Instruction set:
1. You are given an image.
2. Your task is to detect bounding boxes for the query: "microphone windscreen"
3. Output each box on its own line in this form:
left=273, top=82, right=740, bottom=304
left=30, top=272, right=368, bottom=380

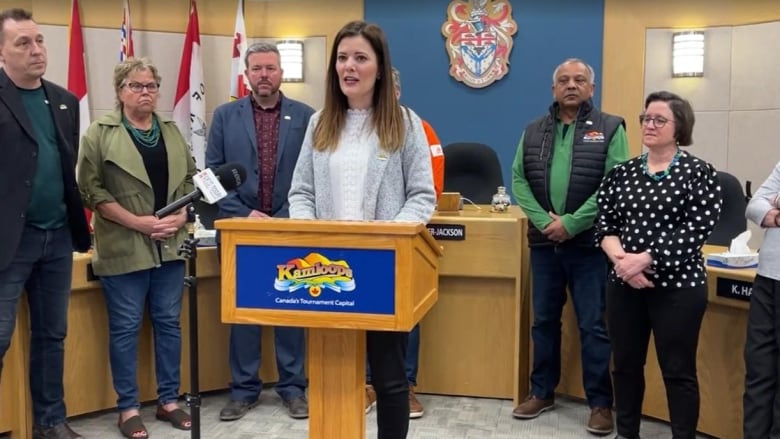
left=213, top=162, right=247, bottom=191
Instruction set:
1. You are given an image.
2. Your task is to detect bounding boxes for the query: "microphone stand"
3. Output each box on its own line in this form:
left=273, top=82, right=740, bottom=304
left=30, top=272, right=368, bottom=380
left=178, top=210, right=202, bottom=439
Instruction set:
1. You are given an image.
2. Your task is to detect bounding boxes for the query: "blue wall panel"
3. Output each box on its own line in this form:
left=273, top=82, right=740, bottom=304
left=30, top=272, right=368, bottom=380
left=364, top=0, right=605, bottom=191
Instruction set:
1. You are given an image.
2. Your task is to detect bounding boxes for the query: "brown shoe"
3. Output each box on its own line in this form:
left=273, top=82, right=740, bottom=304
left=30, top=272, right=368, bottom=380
left=408, top=385, right=424, bottom=419
left=32, top=422, right=83, bottom=439
left=365, top=384, right=377, bottom=414
left=586, top=407, right=614, bottom=435
left=512, top=395, right=554, bottom=419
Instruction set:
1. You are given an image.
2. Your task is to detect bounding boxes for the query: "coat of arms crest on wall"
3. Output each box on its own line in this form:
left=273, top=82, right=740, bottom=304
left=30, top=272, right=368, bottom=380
left=441, top=0, right=518, bottom=88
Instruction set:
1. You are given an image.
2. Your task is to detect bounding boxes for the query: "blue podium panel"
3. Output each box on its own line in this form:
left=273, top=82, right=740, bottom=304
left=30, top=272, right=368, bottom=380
left=235, top=245, right=396, bottom=315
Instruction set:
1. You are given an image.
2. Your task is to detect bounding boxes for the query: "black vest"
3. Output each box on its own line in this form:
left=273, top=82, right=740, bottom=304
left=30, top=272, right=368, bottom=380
left=522, top=99, right=624, bottom=247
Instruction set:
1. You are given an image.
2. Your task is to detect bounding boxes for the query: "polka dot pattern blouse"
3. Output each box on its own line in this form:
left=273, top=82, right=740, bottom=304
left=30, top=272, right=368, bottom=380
left=595, top=150, right=722, bottom=289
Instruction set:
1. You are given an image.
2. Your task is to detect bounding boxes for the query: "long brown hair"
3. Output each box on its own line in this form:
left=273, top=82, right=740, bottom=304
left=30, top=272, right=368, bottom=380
left=313, top=20, right=404, bottom=153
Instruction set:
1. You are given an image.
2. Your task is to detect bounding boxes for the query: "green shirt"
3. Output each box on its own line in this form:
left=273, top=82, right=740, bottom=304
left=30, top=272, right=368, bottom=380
left=19, top=86, right=66, bottom=229
left=511, top=121, right=629, bottom=236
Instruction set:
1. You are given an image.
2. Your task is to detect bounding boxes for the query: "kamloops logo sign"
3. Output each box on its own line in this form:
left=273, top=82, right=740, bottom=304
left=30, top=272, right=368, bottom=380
left=274, top=253, right=356, bottom=298
left=234, top=246, right=396, bottom=314
left=441, top=0, right=518, bottom=88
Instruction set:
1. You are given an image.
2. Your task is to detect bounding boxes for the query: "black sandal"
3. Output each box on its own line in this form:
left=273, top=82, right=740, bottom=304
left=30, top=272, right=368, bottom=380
left=117, top=414, right=148, bottom=439
left=155, top=405, right=192, bottom=431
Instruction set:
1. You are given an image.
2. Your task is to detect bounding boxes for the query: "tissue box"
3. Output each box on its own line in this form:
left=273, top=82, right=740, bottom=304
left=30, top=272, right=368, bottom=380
left=194, top=229, right=217, bottom=247
left=706, top=252, right=758, bottom=269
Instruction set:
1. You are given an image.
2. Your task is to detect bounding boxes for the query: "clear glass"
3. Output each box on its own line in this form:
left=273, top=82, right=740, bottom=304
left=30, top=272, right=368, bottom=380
left=491, top=186, right=511, bottom=213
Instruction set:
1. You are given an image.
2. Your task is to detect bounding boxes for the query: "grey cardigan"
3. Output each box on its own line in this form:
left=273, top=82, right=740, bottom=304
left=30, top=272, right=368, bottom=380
left=746, top=160, right=780, bottom=281
left=289, top=108, right=435, bottom=223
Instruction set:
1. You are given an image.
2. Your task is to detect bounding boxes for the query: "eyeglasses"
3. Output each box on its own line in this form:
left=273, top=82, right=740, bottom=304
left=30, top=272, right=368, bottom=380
left=123, top=82, right=160, bottom=93
left=638, top=114, right=673, bottom=128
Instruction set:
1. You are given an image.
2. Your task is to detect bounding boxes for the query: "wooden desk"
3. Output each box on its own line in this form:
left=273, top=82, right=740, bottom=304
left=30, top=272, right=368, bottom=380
left=557, top=244, right=754, bottom=439
left=1, top=207, right=531, bottom=437
left=0, top=247, right=279, bottom=439
left=0, top=304, right=30, bottom=439
left=416, top=205, right=530, bottom=404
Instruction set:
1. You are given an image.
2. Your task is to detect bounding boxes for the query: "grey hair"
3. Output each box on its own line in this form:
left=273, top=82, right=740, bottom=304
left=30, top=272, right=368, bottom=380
left=391, top=67, right=401, bottom=93
left=244, top=42, right=280, bottom=67
left=552, top=58, right=595, bottom=85
left=113, top=57, right=162, bottom=110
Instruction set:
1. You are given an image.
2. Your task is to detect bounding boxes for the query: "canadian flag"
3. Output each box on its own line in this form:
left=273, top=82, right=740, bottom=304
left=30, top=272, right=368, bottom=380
left=229, top=0, right=249, bottom=101
left=173, top=0, right=207, bottom=169
left=120, top=0, right=134, bottom=60
left=66, top=0, right=92, bottom=230
left=67, top=0, right=89, bottom=137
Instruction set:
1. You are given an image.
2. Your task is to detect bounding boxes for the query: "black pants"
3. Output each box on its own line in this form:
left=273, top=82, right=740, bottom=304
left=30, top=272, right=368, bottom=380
left=743, top=275, right=780, bottom=439
left=367, top=330, right=409, bottom=439
left=607, top=281, right=707, bottom=439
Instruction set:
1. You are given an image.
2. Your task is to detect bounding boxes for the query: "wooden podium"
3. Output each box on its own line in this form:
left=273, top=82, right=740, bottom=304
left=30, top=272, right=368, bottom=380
left=215, top=218, right=442, bottom=439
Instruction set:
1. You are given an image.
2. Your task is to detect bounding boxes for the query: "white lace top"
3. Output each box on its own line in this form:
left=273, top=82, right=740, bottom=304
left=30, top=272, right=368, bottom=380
left=329, top=109, right=376, bottom=220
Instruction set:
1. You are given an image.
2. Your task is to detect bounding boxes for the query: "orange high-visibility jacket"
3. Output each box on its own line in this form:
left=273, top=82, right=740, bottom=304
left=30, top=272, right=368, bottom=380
left=421, top=120, right=444, bottom=200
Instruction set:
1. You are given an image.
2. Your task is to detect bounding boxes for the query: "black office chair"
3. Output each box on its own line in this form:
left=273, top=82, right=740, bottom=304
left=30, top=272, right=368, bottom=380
left=708, top=171, right=748, bottom=246
left=442, top=142, right=504, bottom=204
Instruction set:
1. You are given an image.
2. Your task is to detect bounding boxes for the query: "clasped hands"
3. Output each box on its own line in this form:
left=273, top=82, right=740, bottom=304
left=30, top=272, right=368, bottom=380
left=136, top=209, right=187, bottom=241
left=612, top=251, right=655, bottom=289
left=542, top=212, right=570, bottom=243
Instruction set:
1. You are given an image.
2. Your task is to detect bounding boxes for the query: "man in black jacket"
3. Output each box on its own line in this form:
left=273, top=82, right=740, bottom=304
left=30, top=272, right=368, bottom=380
left=0, top=8, right=90, bottom=439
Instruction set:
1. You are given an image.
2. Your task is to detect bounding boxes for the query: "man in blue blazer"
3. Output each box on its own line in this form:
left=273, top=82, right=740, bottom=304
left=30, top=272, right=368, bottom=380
left=206, top=42, right=314, bottom=421
left=0, top=8, right=90, bottom=439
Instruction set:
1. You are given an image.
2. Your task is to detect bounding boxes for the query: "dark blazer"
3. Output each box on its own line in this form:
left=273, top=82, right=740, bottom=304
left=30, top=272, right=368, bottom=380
left=0, top=69, right=91, bottom=271
left=206, top=93, right=315, bottom=218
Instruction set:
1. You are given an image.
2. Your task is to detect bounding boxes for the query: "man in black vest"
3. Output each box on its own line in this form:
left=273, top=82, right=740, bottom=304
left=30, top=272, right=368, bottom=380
left=0, top=8, right=90, bottom=439
left=510, top=58, right=628, bottom=436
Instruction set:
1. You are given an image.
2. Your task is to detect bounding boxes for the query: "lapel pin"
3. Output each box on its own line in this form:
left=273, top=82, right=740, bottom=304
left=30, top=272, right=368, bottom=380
left=283, top=115, right=291, bottom=120
left=59, top=104, right=67, bottom=110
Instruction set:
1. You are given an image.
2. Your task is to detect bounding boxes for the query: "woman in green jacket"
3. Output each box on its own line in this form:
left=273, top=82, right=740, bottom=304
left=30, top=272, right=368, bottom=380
left=77, top=57, right=197, bottom=439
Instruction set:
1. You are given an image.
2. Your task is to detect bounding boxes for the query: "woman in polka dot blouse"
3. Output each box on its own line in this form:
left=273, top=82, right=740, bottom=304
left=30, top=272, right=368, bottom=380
left=595, top=91, right=722, bottom=439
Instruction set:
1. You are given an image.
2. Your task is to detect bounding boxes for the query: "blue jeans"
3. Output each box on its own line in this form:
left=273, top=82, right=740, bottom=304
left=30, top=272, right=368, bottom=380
left=529, top=245, right=613, bottom=408
left=228, top=324, right=306, bottom=402
left=100, top=261, right=185, bottom=411
left=0, top=225, right=73, bottom=427
left=366, top=323, right=420, bottom=385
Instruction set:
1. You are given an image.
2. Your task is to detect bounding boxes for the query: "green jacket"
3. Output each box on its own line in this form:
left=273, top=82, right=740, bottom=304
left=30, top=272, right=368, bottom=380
left=77, top=111, right=197, bottom=276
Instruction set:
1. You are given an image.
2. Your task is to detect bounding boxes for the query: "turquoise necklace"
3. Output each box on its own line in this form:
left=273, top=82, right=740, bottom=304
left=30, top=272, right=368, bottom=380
left=641, top=149, right=680, bottom=181
left=122, top=116, right=160, bottom=148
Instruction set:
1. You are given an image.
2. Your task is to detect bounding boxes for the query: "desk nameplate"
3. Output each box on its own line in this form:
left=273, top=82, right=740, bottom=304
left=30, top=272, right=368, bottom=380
left=427, top=223, right=465, bottom=241
left=716, top=277, right=753, bottom=302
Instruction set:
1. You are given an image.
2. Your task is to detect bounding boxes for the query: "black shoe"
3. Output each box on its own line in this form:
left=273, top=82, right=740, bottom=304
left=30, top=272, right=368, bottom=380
left=219, top=399, right=260, bottom=421
left=283, top=396, right=309, bottom=419
left=32, top=423, right=83, bottom=439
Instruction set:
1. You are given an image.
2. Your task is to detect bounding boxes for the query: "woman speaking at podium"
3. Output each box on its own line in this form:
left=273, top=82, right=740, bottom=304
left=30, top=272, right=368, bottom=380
left=77, top=57, right=197, bottom=439
left=288, top=20, right=435, bottom=439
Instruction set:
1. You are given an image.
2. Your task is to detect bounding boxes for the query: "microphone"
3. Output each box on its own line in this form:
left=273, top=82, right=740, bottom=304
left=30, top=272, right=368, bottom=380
left=155, top=162, right=247, bottom=218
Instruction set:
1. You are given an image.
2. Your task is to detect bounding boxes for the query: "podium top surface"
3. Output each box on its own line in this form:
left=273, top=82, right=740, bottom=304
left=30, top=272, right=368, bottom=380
left=215, top=218, right=442, bottom=256
left=216, top=218, right=423, bottom=234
